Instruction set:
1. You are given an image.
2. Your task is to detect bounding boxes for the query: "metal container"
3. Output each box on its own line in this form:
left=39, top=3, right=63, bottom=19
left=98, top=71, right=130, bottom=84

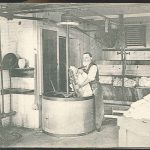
left=2, top=53, right=19, bottom=69
left=42, top=95, right=95, bottom=136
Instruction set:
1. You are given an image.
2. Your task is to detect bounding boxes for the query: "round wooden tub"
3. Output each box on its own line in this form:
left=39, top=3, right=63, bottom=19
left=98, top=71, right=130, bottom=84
left=42, top=95, right=95, bottom=136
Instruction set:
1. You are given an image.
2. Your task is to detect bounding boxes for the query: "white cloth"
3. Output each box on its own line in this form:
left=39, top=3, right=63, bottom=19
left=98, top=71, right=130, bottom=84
left=69, top=66, right=93, bottom=97
left=124, top=93, right=150, bottom=119
left=87, top=65, right=97, bottom=82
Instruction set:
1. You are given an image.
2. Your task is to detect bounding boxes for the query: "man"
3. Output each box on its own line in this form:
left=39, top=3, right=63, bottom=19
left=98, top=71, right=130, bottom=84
left=76, top=52, right=104, bottom=132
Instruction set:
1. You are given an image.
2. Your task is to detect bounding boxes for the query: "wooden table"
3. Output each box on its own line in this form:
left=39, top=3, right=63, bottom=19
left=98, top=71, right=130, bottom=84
left=117, top=116, right=150, bottom=147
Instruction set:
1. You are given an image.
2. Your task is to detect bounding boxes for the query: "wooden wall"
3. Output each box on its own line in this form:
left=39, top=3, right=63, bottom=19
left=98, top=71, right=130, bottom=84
left=12, top=94, right=39, bottom=128
left=0, top=17, right=38, bottom=127
left=102, top=50, right=150, bottom=61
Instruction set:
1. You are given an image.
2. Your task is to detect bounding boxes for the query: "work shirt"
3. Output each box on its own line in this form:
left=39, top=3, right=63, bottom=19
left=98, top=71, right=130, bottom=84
left=82, top=62, right=99, bottom=94
left=82, top=62, right=99, bottom=83
left=87, top=65, right=98, bottom=82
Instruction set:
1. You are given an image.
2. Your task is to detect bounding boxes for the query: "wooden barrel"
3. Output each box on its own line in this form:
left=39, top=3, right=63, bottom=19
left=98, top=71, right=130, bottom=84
left=42, top=95, right=95, bottom=136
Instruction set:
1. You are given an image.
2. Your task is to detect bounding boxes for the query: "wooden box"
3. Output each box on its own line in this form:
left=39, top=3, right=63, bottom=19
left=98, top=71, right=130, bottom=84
left=117, top=116, right=150, bottom=147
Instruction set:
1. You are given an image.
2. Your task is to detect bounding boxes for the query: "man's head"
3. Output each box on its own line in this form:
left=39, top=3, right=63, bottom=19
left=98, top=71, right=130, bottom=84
left=83, top=52, right=93, bottom=67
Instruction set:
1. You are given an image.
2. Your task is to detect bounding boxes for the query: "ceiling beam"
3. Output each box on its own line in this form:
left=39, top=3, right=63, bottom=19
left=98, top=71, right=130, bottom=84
left=12, top=3, right=148, bottom=14
left=81, top=13, right=150, bottom=21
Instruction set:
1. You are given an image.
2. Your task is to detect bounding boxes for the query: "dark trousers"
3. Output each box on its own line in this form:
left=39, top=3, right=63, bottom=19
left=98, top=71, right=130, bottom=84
left=91, top=82, right=104, bottom=129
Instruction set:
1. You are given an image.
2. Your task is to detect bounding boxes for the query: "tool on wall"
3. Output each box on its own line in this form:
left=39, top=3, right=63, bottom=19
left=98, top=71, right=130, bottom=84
left=32, top=49, right=39, bottom=111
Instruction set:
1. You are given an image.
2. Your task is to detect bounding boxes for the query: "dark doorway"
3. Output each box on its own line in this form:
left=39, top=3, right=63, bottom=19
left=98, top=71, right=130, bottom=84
left=42, top=29, right=57, bottom=94
left=59, top=36, right=66, bottom=92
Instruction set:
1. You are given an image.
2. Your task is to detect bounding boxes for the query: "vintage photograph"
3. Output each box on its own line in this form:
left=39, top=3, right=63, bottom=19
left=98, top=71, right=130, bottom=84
left=0, top=3, right=150, bottom=148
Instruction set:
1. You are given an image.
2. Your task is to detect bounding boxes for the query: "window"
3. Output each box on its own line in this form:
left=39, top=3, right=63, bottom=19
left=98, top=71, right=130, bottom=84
left=125, top=25, right=146, bottom=47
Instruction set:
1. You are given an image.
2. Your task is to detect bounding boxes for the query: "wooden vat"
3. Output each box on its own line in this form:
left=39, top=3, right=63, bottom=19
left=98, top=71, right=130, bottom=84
left=42, top=95, right=95, bottom=136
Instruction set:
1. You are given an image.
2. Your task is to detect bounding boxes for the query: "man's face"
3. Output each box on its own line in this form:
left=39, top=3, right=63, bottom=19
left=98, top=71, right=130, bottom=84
left=83, top=54, right=92, bottom=67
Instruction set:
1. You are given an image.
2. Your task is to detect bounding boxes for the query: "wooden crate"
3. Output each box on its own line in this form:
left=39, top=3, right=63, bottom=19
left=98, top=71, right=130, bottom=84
left=117, top=116, right=150, bottom=147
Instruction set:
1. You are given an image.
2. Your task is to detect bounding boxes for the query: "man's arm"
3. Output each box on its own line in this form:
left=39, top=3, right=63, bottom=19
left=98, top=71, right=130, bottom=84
left=79, top=65, right=97, bottom=88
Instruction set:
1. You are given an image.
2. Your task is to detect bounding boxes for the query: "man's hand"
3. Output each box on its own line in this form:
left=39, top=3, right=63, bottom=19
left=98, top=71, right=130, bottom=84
left=70, top=84, right=74, bottom=91
left=75, top=84, right=81, bottom=90
left=78, top=69, right=84, bottom=74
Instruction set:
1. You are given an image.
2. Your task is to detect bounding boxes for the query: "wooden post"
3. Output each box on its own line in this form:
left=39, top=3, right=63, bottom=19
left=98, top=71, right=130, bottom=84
left=0, top=28, right=2, bottom=126
left=118, top=14, right=126, bottom=87
left=0, top=28, right=4, bottom=115
left=66, top=24, right=70, bottom=95
left=9, top=69, right=12, bottom=125
left=117, top=14, right=126, bottom=100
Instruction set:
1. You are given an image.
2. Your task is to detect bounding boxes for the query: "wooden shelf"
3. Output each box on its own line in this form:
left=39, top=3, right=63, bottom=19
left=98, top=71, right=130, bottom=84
left=10, top=67, right=34, bottom=78
left=101, top=84, right=135, bottom=88
left=97, top=60, right=150, bottom=65
left=99, top=74, right=150, bottom=77
left=135, top=86, right=150, bottom=89
left=1, top=88, right=34, bottom=95
left=103, top=47, right=150, bottom=51
left=101, top=84, right=150, bottom=89
left=101, top=83, right=113, bottom=86
left=104, top=99, right=133, bottom=106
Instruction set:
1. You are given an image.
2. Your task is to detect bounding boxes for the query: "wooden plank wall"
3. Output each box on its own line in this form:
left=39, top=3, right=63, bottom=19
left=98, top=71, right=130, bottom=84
left=0, top=18, right=38, bottom=128
left=12, top=94, right=39, bottom=128
left=102, top=51, right=150, bottom=60
left=98, top=65, right=150, bottom=76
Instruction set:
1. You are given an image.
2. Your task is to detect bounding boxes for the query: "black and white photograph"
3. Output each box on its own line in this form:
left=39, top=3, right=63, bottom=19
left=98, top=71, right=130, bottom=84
left=0, top=3, right=150, bottom=148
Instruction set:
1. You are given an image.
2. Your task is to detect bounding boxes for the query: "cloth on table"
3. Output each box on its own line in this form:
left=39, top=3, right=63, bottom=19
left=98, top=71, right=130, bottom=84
left=124, top=93, right=150, bottom=120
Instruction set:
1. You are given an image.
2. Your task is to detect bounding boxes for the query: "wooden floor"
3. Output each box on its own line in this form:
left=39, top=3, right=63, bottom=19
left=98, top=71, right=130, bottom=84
left=1, top=118, right=119, bottom=148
